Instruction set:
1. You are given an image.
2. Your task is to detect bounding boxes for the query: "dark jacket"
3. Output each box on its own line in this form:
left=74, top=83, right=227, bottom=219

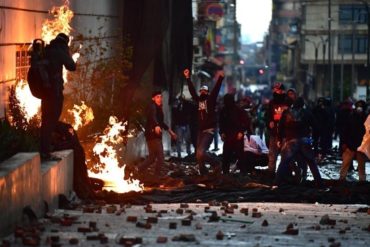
left=186, top=75, right=224, bottom=131
left=172, top=98, right=191, bottom=127
left=265, top=93, right=289, bottom=136
left=45, top=39, right=76, bottom=95
left=144, top=101, right=169, bottom=140
left=278, top=103, right=318, bottom=142
left=219, top=103, right=252, bottom=137
left=342, top=111, right=367, bottom=151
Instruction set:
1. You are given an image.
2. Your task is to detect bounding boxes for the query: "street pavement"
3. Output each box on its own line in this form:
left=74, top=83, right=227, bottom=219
left=2, top=202, right=369, bottom=246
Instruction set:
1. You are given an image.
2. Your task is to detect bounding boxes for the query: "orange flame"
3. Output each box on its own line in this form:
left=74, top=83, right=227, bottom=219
left=12, top=1, right=77, bottom=123
left=88, top=116, right=144, bottom=193
left=67, top=101, right=94, bottom=130
left=41, top=2, right=73, bottom=44
left=14, top=80, right=41, bottom=123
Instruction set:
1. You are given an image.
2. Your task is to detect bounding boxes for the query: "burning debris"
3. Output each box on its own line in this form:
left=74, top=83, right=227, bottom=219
left=67, top=101, right=94, bottom=130
left=88, top=116, right=143, bottom=193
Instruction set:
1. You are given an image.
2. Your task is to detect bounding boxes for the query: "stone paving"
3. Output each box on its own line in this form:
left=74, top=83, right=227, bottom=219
left=2, top=202, right=369, bottom=246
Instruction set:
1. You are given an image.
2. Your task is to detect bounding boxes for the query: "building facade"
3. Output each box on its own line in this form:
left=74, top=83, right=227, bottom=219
left=301, top=0, right=369, bottom=101
left=0, top=0, right=123, bottom=119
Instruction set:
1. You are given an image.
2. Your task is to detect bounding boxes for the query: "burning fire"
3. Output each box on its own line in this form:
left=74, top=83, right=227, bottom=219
left=88, top=116, right=144, bottom=193
left=14, top=80, right=41, bottom=123
left=13, top=1, right=81, bottom=122
left=41, top=0, right=80, bottom=83
left=41, top=1, right=73, bottom=44
left=67, top=101, right=94, bottom=130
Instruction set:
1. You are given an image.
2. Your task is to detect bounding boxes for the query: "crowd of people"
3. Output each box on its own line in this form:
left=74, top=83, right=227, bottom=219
left=141, top=69, right=369, bottom=188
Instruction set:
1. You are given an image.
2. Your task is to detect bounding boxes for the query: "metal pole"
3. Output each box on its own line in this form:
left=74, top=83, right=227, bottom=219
left=352, top=20, right=356, bottom=98
left=328, top=0, right=333, bottom=99
left=321, top=43, right=327, bottom=96
left=340, top=35, right=344, bottom=101
left=315, top=45, right=318, bottom=98
left=359, top=0, right=370, bottom=100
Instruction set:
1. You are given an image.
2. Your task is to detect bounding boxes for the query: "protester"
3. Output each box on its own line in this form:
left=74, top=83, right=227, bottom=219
left=312, top=97, right=335, bottom=158
left=138, top=91, right=176, bottom=175
left=274, top=97, right=324, bottom=188
left=339, top=100, right=368, bottom=182
left=357, top=113, right=370, bottom=182
left=40, top=33, right=76, bottom=161
left=183, top=68, right=224, bottom=175
left=265, top=82, right=289, bottom=177
left=219, top=93, right=252, bottom=174
left=172, top=95, right=192, bottom=158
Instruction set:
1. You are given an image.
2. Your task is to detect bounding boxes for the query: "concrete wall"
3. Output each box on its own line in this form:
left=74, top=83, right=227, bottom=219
left=0, top=0, right=123, bottom=119
left=0, top=153, right=41, bottom=236
left=0, top=150, right=73, bottom=237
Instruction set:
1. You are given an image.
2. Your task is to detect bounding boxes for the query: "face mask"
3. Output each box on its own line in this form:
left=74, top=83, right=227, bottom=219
left=199, top=94, right=208, bottom=101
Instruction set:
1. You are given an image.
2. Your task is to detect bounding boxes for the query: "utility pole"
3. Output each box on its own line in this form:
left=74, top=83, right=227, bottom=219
left=233, top=0, right=237, bottom=63
left=361, top=0, right=370, bottom=100
left=328, top=0, right=333, bottom=100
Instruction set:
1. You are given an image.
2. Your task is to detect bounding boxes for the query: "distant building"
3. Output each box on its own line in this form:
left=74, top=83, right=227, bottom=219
left=301, top=0, right=369, bottom=101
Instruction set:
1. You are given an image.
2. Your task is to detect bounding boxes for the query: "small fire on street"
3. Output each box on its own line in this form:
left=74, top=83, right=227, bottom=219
left=88, top=116, right=144, bottom=193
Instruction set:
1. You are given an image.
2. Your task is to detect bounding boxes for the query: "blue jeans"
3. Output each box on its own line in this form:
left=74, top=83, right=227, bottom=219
left=275, top=138, right=323, bottom=187
left=196, top=130, right=220, bottom=175
left=174, top=125, right=191, bottom=158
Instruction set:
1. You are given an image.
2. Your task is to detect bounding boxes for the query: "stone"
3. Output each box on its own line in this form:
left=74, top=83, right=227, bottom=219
left=106, top=205, right=117, bottom=214
left=136, top=222, right=152, bottom=229
left=127, top=216, right=138, bottom=223
left=216, top=230, right=224, bottom=240
left=320, top=214, right=336, bottom=225
left=157, top=236, right=168, bottom=243
left=240, top=208, right=249, bottom=215
left=262, top=220, right=269, bottom=227
left=169, top=222, right=177, bottom=229
left=252, top=212, right=262, bottom=218
left=181, top=219, right=192, bottom=226
left=147, top=217, right=158, bottom=224
left=172, top=234, right=196, bottom=242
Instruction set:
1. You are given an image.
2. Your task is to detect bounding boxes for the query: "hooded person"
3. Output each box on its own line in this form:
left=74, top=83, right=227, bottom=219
left=265, top=82, right=289, bottom=177
left=219, top=94, right=253, bottom=174
left=183, top=69, right=224, bottom=175
left=40, top=33, right=76, bottom=161
left=339, top=100, right=368, bottom=181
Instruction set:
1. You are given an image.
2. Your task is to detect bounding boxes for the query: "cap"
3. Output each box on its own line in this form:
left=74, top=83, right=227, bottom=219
left=287, top=88, right=296, bottom=94
left=199, top=85, right=209, bottom=91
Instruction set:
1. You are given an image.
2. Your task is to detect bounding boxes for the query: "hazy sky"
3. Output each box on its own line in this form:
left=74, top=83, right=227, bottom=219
left=237, top=0, right=272, bottom=44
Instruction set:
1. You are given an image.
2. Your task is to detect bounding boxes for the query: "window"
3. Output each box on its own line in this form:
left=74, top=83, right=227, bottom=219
left=339, top=4, right=368, bottom=24
left=16, top=45, right=31, bottom=81
left=338, top=34, right=368, bottom=54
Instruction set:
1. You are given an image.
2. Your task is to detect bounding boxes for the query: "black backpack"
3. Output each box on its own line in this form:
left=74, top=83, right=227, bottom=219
left=27, top=39, right=51, bottom=99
